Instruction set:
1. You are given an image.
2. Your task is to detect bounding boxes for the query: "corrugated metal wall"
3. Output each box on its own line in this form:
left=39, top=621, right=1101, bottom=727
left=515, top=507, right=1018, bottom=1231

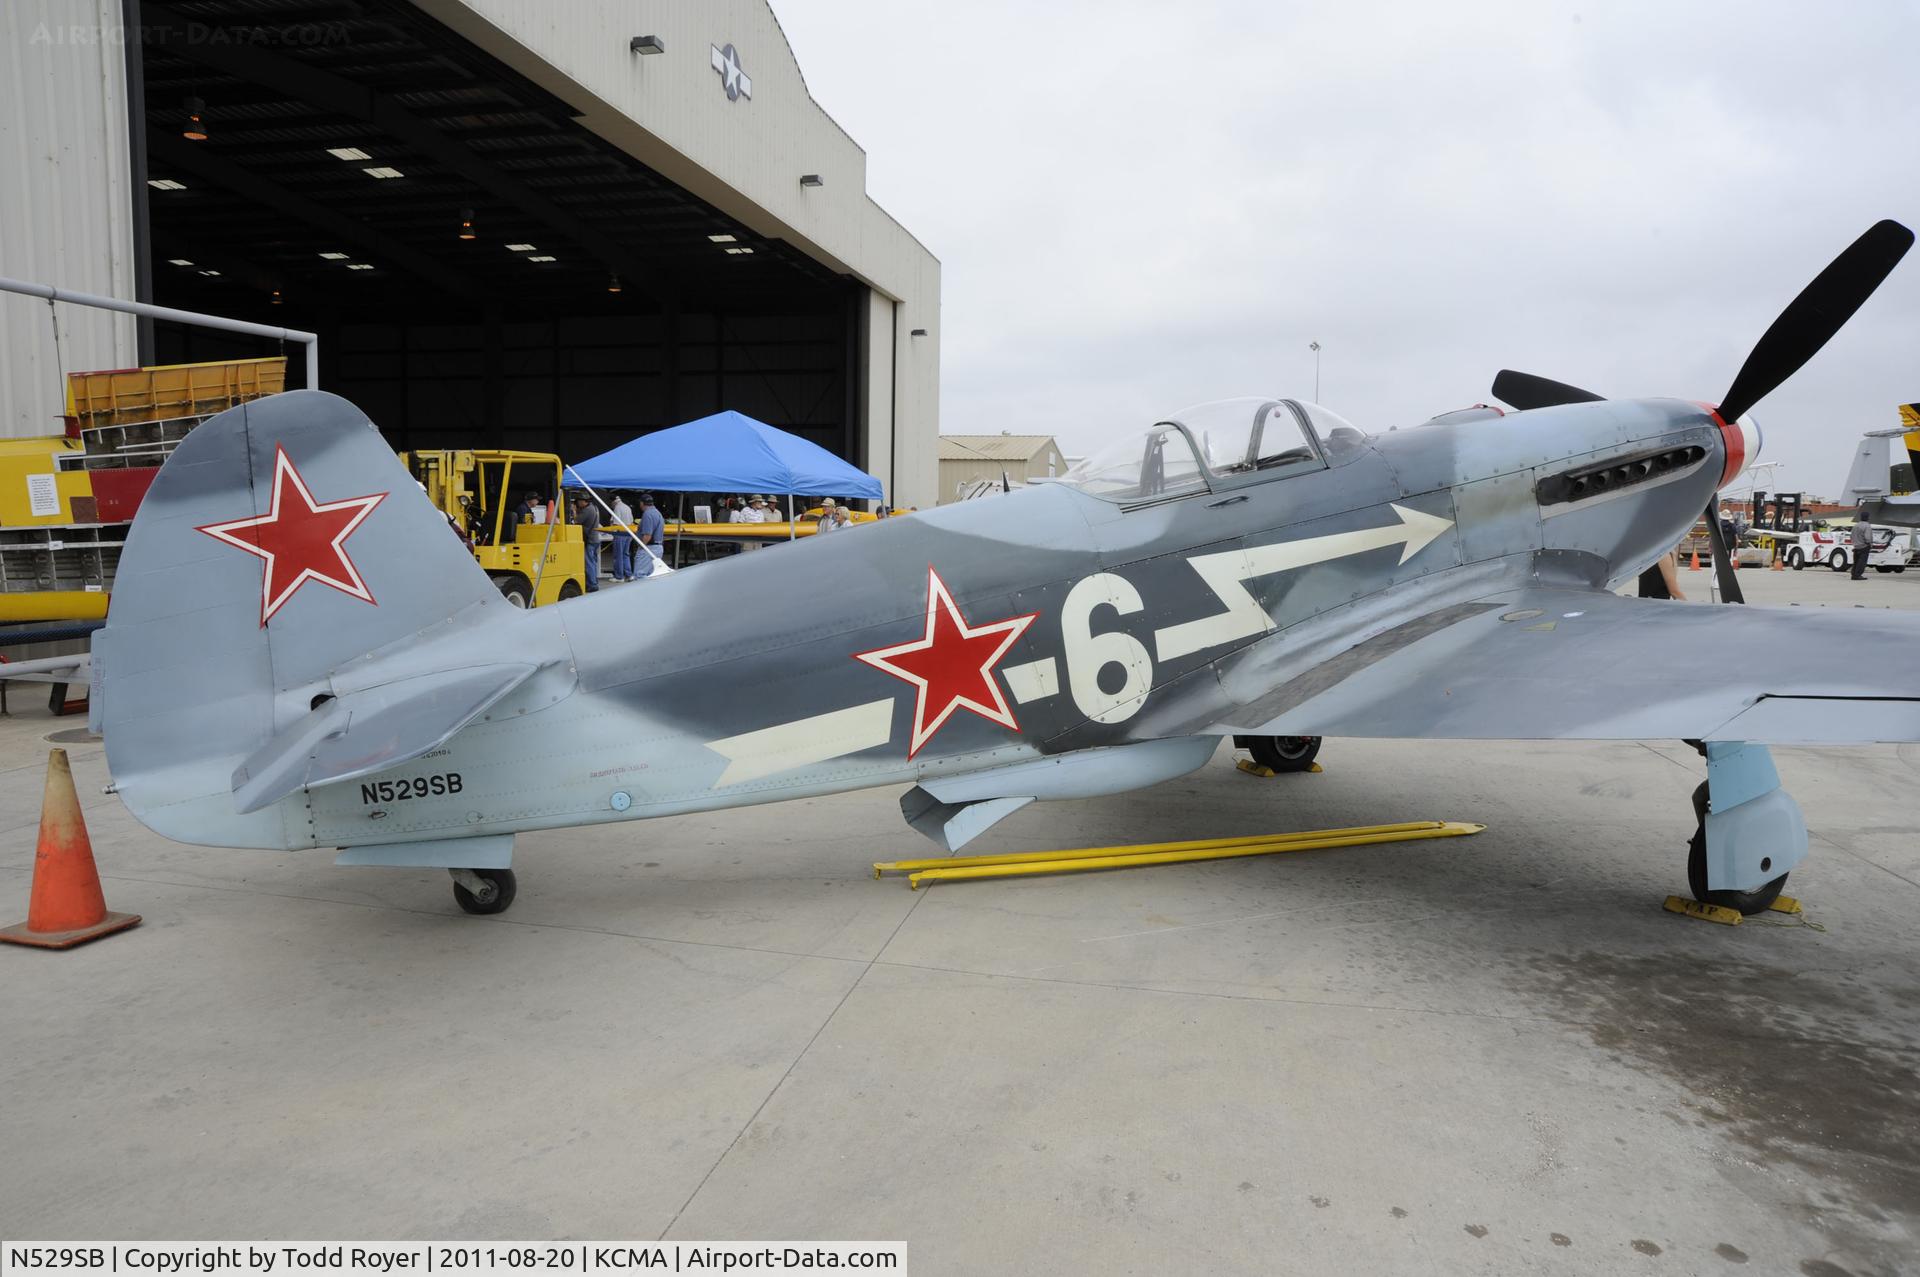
left=0, top=0, right=139, bottom=439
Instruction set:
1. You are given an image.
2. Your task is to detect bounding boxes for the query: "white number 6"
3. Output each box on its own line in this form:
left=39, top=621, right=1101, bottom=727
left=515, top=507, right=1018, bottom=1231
left=1061, top=572, right=1153, bottom=724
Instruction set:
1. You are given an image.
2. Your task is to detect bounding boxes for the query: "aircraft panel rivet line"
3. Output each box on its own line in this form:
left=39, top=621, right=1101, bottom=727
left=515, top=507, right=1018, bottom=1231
left=872, top=821, right=1485, bottom=888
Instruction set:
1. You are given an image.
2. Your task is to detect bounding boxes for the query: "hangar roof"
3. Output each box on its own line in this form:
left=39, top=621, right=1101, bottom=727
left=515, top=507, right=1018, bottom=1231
left=136, top=0, right=847, bottom=320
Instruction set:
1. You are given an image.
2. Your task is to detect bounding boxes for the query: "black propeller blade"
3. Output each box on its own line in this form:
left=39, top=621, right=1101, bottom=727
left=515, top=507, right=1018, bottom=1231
left=1717, top=219, right=1914, bottom=423
left=1491, top=370, right=1605, bottom=411
left=1702, top=506, right=1745, bottom=605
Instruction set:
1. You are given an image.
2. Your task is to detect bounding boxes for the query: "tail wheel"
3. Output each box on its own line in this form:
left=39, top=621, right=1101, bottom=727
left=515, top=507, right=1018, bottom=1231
left=491, top=574, right=532, bottom=607
left=1828, top=550, right=1849, bottom=572
left=1685, top=782, right=1787, bottom=916
left=452, top=868, right=517, bottom=915
left=1785, top=548, right=1804, bottom=570
left=1247, top=735, right=1322, bottom=772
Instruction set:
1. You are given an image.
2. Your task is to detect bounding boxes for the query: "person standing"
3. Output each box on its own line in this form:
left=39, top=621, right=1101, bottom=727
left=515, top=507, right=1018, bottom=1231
left=635, top=493, right=666, bottom=578
left=609, top=492, right=634, bottom=582
left=1850, top=508, right=1873, bottom=580
left=573, top=494, right=602, bottom=591
left=738, top=495, right=766, bottom=551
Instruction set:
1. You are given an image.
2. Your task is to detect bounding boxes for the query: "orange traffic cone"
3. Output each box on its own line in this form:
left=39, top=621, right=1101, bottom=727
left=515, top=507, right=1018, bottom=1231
left=0, top=749, right=139, bottom=949
left=1689, top=551, right=1702, bottom=571
left=1772, top=554, right=1785, bottom=571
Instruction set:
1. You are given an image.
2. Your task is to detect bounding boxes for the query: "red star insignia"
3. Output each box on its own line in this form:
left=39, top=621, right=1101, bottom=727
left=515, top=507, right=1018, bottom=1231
left=197, top=446, right=388, bottom=626
left=853, top=566, right=1038, bottom=758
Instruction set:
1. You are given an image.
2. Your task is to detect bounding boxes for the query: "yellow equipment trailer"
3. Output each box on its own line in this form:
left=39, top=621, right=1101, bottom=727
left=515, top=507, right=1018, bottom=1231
left=399, top=449, right=587, bottom=607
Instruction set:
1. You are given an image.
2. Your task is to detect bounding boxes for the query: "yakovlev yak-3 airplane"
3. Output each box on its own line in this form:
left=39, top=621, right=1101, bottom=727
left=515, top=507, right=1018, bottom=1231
left=95, top=220, right=1920, bottom=917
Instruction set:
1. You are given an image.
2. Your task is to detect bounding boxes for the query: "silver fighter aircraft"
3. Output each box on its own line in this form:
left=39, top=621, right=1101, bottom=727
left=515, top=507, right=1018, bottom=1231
left=95, top=220, right=1920, bottom=918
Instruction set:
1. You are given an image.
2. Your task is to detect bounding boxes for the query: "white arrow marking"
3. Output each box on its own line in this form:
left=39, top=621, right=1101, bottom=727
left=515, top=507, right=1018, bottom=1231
left=1002, top=657, right=1059, bottom=704
left=1152, top=503, right=1454, bottom=662
left=706, top=697, right=894, bottom=788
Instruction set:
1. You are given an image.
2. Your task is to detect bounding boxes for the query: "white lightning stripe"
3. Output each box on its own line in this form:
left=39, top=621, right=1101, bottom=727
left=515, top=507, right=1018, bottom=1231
left=1002, top=657, right=1059, bottom=704
left=705, top=698, right=895, bottom=788
left=1153, top=503, right=1454, bottom=662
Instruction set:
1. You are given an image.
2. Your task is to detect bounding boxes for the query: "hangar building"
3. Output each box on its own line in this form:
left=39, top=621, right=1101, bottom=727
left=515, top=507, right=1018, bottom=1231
left=1, top=0, right=941, bottom=507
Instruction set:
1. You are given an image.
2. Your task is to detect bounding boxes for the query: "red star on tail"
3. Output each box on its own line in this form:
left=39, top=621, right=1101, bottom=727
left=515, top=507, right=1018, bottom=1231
left=197, top=446, right=388, bottom=626
left=853, top=566, right=1037, bottom=758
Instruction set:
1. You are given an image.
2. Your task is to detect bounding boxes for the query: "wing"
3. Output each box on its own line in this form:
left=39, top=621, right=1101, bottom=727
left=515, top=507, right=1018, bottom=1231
left=1221, top=587, right=1920, bottom=743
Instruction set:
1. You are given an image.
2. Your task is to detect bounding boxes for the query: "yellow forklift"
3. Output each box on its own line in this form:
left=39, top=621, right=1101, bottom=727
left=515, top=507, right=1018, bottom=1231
left=399, top=449, right=587, bottom=607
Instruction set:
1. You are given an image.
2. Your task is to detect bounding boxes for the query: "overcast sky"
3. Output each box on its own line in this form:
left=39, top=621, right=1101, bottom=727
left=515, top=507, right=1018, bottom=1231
left=773, top=0, right=1920, bottom=498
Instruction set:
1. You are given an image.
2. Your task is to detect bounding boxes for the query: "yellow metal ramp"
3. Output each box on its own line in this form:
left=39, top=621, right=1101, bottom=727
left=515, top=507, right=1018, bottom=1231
left=875, top=820, right=1484, bottom=889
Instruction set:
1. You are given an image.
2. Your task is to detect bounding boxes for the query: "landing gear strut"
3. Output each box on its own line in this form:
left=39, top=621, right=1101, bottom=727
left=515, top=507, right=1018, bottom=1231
left=1686, top=781, right=1788, bottom=915
left=1682, top=743, right=1805, bottom=916
left=450, top=867, right=517, bottom=915
left=1238, top=734, right=1322, bottom=772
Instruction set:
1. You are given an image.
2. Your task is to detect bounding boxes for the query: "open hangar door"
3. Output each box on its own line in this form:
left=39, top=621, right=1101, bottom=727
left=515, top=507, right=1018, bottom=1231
left=133, top=0, right=865, bottom=468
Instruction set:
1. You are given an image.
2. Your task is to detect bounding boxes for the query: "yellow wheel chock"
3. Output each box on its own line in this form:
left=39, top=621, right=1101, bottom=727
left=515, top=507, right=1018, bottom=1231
left=1236, top=758, right=1323, bottom=777
left=874, top=820, right=1485, bottom=889
left=1661, top=893, right=1806, bottom=926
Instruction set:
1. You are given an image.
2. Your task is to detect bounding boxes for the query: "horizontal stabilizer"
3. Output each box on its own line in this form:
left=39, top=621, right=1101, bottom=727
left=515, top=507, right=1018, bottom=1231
left=231, top=662, right=540, bottom=814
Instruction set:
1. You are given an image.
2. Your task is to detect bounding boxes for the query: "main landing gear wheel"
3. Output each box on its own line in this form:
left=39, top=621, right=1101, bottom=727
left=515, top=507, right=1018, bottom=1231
left=1246, top=735, right=1323, bottom=772
left=451, top=867, right=517, bottom=915
left=1686, top=782, right=1787, bottom=916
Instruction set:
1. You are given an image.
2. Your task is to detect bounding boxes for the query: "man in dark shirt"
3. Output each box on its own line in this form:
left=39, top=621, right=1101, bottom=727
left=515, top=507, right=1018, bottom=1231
left=635, top=493, right=666, bottom=577
left=573, top=495, right=602, bottom=592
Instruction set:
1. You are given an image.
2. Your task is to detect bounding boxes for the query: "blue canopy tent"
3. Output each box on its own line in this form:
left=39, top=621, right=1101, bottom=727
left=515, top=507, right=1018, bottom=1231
left=563, top=409, right=884, bottom=504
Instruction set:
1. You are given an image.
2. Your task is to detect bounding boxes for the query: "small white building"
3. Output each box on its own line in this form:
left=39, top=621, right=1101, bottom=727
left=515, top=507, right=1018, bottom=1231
left=937, top=434, right=1066, bottom=503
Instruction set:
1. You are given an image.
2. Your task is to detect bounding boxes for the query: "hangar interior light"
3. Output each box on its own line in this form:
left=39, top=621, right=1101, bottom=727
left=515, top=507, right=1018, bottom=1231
left=708, top=234, right=738, bottom=243
left=458, top=208, right=477, bottom=240
left=527, top=255, right=557, bottom=263
left=168, top=258, right=193, bottom=266
left=318, top=252, right=349, bottom=260
left=182, top=96, right=208, bottom=141
left=910, top=328, right=928, bottom=337
left=724, top=246, right=754, bottom=256
left=505, top=243, right=537, bottom=252
left=799, top=174, right=824, bottom=188
left=326, top=147, right=371, bottom=161
left=629, top=35, right=665, bottom=55
left=607, top=274, right=622, bottom=294
left=148, top=178, right=188, bottom=191
left=362, top=166, right=406, bottom=179
left=345, top=263, right=375, bottom=271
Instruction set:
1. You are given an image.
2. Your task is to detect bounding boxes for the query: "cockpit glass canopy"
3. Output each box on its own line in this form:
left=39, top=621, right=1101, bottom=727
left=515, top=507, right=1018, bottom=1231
left=1061, top=422, right=1209, bottom=502
left=1061, top=398, right=1365, bottom=501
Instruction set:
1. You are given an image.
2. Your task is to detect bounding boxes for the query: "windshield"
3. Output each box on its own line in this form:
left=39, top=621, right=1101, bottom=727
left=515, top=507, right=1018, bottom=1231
left=1062, top=422, right=1209, bottom=501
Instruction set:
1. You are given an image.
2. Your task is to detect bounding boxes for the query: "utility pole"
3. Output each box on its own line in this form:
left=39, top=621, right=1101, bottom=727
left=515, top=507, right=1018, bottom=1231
left=1309, top=341, right=1322, bottom=401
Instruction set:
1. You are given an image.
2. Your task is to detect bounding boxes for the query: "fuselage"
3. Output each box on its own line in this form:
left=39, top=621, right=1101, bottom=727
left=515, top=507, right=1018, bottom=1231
left=288, top=395, right=1736, bottom=852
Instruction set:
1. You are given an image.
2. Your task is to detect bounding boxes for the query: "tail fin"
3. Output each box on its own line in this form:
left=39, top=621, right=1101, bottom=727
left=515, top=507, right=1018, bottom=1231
left=98, top=390, right=512, bottom=846
left=1843, top=435, right=1890, bottom=502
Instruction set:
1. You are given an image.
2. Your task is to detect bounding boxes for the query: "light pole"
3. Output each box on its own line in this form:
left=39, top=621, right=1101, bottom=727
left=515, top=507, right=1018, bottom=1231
left=1309, top=341, right=1321, bottom=401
